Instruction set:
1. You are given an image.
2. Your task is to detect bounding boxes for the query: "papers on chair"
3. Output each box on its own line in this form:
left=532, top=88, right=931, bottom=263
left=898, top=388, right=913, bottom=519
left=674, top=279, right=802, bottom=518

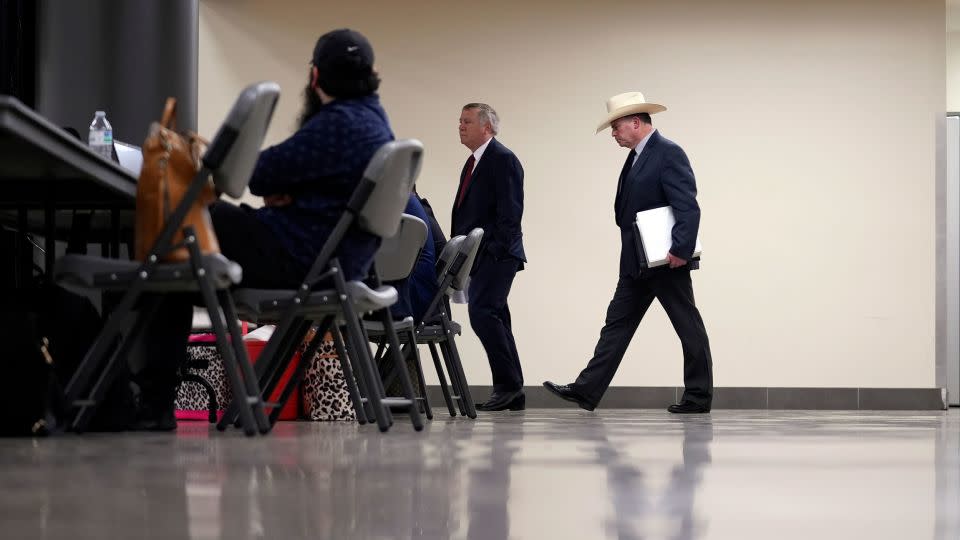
left=244, top=325, right=275, bottom=341
left=114, top=140, right=143, bottom=176
left=450, top=278, right=470, bottom=304
left=191, top=307, right=212, bottom=331
left=634, top=206, right=702, bottom=268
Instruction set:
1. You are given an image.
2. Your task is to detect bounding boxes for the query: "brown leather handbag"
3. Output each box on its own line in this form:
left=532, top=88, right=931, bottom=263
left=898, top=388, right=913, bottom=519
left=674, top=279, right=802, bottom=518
left=134, top=98, right=220, bottom=262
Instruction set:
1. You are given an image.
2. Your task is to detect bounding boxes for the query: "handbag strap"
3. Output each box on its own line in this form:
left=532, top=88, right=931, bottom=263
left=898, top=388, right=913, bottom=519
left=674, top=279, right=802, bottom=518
left=187, top=131, right=210, bottom=146
left=160, top=97, right=177, bottom=130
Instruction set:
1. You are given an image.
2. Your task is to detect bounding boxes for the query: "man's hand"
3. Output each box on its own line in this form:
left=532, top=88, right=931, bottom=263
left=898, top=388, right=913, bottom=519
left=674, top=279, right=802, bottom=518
left=263, top=194, right=293, bottom=207
left=667, top=252, right=687, bottom=269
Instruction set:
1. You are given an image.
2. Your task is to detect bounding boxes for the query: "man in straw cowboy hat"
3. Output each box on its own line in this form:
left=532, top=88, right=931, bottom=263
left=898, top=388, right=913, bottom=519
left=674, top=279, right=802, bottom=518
left=543, top=92, right=713, bottom=414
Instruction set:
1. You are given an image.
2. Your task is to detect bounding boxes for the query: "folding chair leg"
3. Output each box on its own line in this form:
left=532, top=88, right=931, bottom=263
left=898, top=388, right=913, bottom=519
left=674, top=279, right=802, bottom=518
left=207, top=317, right=262, bottom=436
left=255, top=319, right=311, bottom=426
left=218, top=317, right=307, bottom=431
left=64, top=328, right=119, bottom=410
left=340, top=324, right=375, bottom=422
left=342, top=311, right=391, bottom=432
left=355, top=314, right=390, bottom=410
left=218, top=290, right=271, bottom=434
left=69, top=295, right=161, bottom=432
left=375, top=338, right=399, bottom=389
left=378, top=310, right=424, bottom=431
left=379, top=342, right=401, bottom=390
left=193, top=275, right=258, bottom=437
left=332, top=325, right=368, bottom=424
left=427, top=341, right=457, bottom=417
left=183, top=233, right=267, bottom=436
left=72, top=336, right=137, bottom=432
left=324, top=258, right=393, bottom=432
left=257, top=319, right=310, bottom=406
left=216, top=395, right=238, bottom=431
left=439, top=339, right=468, bottom=417
left=442, top=334, right=477, bottom=419
left=268, top=316, right=333, bottom=424
left=404, top=337, right=433, bottom=420
left=64, top=285, right=156, bottom=407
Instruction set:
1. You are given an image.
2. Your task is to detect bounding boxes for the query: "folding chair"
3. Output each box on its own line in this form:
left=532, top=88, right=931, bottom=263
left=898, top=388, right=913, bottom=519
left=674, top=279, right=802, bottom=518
left=363, top=214, right=434, bottom=420
left=365, top=228, right=483, bottom=419
left=54, top=81, right=281, bottom=436
left=221, top=139, right=426, bottom=433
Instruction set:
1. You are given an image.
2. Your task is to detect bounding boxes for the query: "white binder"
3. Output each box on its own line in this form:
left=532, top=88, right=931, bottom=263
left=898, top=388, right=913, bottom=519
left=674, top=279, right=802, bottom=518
left=634, top=206, right=702, bottom=268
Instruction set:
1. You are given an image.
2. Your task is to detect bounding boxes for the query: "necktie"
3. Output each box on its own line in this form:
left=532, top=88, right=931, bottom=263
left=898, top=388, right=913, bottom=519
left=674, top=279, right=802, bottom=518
left=615, top=149, right=637, bottom=216
left=456, top=154, right=476, bottom=208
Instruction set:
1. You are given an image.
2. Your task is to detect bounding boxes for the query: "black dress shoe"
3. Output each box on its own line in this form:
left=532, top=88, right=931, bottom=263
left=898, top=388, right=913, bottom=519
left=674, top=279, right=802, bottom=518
left=130, top=400, right=177, bottom=431
left=542, top=381, right=596, bottom=411
left=667, top=401, right=711, bottom=414
left=476, top=390, right=525, bottom=412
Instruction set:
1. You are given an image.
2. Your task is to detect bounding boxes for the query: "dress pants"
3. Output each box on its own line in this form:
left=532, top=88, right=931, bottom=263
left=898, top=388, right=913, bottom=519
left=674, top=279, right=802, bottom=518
left=468, top=254, right=523, bottom=393
left=573, top=268, right=713, bottom=407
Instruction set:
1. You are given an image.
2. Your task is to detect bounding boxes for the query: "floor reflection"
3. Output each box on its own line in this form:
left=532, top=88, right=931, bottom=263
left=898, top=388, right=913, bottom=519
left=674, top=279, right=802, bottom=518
left=466, top=415, right=520, bottom=540
left=594, top=415, right=714, bottom=540
left=0, top=410, right=956, bottom=540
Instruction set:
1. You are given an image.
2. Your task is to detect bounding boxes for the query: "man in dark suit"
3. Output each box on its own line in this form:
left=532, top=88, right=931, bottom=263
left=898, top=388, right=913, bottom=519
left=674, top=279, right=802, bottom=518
left=452, top=103, right=527, bottom=412
left=543, top=92, right=713, bottom=414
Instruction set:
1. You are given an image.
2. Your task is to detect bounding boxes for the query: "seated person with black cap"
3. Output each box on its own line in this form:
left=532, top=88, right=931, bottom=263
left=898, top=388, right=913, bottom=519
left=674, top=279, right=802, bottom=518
left=132, top=28, right=394, bottom=430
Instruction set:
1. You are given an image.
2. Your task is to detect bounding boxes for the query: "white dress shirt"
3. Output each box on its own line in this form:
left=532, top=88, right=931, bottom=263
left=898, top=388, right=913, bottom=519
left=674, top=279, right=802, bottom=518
left=472, top=137, right=493, bottom=164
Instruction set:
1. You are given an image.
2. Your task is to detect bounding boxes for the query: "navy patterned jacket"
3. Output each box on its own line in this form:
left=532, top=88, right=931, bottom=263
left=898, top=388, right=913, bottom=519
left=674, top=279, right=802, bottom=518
left=249, top=95, right=394, bottom=280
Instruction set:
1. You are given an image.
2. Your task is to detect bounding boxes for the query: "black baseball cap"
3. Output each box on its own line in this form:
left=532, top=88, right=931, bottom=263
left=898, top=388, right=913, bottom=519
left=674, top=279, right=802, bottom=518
left=312, top=29, right=374, bottom=75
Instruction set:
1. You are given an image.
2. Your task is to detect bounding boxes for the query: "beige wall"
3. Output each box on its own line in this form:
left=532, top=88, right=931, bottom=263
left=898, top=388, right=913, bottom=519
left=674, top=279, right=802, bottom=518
left=950, top=31, right=960, bottom=111
left=199, top=0, right=944, bottom=389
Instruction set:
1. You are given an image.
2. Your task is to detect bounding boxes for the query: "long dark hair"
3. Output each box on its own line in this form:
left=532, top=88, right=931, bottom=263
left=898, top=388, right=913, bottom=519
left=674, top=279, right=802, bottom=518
left=316, top=60, right=380, bottom=99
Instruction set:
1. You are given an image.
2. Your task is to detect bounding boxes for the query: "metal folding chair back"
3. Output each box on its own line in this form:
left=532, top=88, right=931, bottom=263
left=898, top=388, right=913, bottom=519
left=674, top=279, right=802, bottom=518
left=436, top=236, right=465, bottom=282
left=375, top=214, right=428, bottom=282
left=407, top=228, right=484, bottom=419
left=364, top=213, right=433, bottom=418
left=56, top=81, right=280, bottom=436
left=357, top=140, right=424, bottom=237
left=451, top=228, right=483, bottom=292
left=205, top=81, right=281, bottom=198
left=225, top=139, right=427, bottom=433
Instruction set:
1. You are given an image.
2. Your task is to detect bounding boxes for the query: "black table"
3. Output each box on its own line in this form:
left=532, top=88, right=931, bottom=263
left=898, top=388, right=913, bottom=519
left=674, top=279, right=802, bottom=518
left=0, top=95, right=137, bottom=289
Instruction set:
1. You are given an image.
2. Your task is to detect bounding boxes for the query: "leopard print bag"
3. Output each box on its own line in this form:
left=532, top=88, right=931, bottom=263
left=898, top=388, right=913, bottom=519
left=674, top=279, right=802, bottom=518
left=300, top=332, right=356, bottom=422
left=175, top=333, right=356, bottom=422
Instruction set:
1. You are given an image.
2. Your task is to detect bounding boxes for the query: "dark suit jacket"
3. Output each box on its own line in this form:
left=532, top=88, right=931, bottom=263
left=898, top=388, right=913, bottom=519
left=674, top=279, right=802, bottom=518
left=417, top=196, right=448, bottom=259
left=616, top=130, right=701, bottom=278
left=451, top=137, right=526, bottom=265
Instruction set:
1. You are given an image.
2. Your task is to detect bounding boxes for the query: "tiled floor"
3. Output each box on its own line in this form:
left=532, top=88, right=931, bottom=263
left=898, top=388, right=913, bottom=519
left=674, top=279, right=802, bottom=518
left=0, top=409, right=957, bottom=539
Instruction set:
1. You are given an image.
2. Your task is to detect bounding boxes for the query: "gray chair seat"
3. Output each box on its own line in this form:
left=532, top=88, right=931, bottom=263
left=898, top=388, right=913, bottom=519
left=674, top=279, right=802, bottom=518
left=415, top=321, right=462, bottom=340
left=363, top=316, right=415, bottom=336
left=55, top=253, right=242, bottom=292
left=234, top=281, right=397, bottom=323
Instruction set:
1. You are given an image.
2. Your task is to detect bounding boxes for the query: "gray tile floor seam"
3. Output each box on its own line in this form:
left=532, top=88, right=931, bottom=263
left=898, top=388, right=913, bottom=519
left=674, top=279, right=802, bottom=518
left=0, top=409, right=957, bottom=540
left=440, top=387, right=945, bottom=410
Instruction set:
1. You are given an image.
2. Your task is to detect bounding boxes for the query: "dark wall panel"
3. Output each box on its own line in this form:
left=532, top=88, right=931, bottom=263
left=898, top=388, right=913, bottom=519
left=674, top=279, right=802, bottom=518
left=0, top=0, right=37, bottom=106
left=35, top=0, right=198, bottom=145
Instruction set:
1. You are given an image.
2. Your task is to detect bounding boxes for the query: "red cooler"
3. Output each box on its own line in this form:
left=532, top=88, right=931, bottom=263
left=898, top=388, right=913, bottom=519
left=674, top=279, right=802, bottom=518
left=246, top=340, right=300, bottom=421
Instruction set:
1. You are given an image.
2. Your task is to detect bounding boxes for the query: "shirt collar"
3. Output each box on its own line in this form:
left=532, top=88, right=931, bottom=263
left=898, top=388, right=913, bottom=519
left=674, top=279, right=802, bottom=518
left=473, top=137, right=494, bottom=162
left=633, top=128, right=657, bottom=157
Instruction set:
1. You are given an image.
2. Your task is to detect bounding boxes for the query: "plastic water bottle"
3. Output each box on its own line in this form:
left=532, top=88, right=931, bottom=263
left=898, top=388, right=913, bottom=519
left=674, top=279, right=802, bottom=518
left=88, top=110, right=114, bottom=160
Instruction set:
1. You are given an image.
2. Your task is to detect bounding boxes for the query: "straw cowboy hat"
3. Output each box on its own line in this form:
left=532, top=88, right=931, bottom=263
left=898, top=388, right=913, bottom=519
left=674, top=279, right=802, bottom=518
left=596, top=91, right=666, bottom=133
